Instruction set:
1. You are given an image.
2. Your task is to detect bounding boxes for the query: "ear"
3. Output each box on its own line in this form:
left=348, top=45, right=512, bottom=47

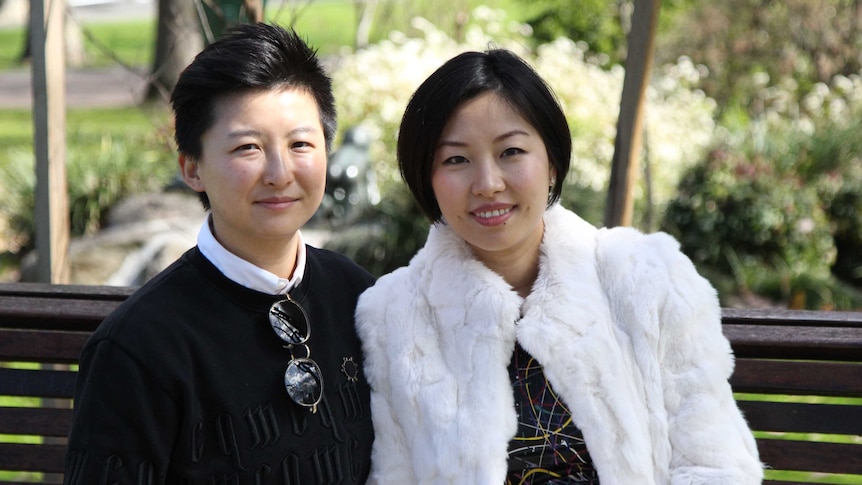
left=178, top=153, right=205, bottom=193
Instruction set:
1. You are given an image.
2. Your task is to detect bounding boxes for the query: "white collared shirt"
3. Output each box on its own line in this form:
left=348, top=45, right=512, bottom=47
left=197, top=216, right=306, bottom=295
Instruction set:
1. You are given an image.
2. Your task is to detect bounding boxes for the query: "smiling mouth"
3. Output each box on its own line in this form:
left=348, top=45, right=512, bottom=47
left=473, top=207, right=512, bottom=219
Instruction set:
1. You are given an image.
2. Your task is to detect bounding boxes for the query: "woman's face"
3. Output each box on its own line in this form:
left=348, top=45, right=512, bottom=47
left=431, top=91, right=555, bottom=265
left=179, top=88, right=327, bottom=266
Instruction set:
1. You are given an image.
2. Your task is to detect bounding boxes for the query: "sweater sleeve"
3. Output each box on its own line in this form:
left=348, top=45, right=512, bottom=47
left=64, top=338, right=179, bottom=484
left=643, top=232, right=764, bottom=484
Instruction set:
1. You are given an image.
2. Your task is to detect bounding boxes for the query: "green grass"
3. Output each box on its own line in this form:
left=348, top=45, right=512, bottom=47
left=0, top=0, right=527, bottom=71
left=0, top=27, right=25, bottom=70
left=79, top=19, right=157, bottom=68
left=269, top=2, right=358, bottom=54
left=0, top=1, right=365, bottom=72
left=0, top=20, right=154, bottom=70
left=0, top=106, right=169, bottom=162
left=0, top=19, right=155, bottom=70
left=0, top=7, right=343, bottom=72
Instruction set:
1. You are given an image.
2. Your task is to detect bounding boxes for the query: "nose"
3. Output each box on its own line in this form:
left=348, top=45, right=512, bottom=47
left=262, top=148, right=293, bottom=187
left=472, top=159, right=505, bottom=198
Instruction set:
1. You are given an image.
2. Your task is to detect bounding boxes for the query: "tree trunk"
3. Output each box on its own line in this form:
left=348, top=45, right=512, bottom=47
left=144, top=0, right=203, bottom=104
left=603, top=0, right=661, bottom=228
left=31, top=0, right=70, bottom=283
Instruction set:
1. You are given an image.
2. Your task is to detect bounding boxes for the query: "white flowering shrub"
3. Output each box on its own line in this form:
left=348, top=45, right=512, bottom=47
left=328, top=7, right=862, bottom=308
left=330, top=7, right=717, bottom=219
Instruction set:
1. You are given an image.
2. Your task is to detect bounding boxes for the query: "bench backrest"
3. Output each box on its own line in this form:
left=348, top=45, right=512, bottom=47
left=722, top=308, right=862, bottom=484
left=1, top=283, right=861, bottom=483
left=0, top=283, right=132, bottom=484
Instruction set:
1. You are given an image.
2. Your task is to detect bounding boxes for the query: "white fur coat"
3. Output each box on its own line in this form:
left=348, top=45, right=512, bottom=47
left=356, top=205, right=763, bottom=484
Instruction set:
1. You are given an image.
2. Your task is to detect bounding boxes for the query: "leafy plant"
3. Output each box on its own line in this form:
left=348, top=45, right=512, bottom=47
left=0, top=111, right=176, bottom=253
left=662, top=116, right=862, bottom=309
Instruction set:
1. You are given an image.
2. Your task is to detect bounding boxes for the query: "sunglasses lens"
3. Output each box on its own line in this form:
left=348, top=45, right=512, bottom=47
left=285, top=358, right=323, bottom=407
left=269, top=299, right=309, bottom=344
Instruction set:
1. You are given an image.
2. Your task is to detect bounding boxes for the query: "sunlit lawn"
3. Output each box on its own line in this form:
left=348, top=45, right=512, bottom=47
left=0, top=0, right=368, bottom=71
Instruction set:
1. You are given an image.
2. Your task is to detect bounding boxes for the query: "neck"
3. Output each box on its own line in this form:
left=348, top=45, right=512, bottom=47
left=472, top=227, right=543, bottom=299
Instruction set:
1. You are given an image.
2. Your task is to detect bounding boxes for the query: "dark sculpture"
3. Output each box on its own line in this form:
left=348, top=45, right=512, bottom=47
left=320, top=126, right=379, bottom=223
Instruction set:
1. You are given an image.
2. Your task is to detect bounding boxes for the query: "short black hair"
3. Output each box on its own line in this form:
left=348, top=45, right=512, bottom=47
left=170, top=23, right=336, bottom=209
left=397, top=49, right=572, bottom=222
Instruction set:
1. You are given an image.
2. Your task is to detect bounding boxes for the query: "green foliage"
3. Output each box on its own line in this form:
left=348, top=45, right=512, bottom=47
left=662, top=118, right=862, bottom=310
left=0, top=107, right=176, bottom=252
left=511, top=0, right=697, bottom=65
left=657, top=0, right=862, bottom=120
left=665, top=151, right=834, bottom=273
left=517, top=0, right=626, bottom=61
left=807, top=123, right=862, bottom=288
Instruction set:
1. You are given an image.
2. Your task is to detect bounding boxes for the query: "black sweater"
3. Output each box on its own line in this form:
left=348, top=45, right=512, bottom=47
left=64, top=246, right=375, bottom=484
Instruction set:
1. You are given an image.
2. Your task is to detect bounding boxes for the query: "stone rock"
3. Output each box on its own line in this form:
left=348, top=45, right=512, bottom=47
left=19, top=191, right=207, bottom=286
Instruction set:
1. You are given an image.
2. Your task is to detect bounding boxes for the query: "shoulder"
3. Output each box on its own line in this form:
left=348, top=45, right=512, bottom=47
left=87, top=267, right=190, bottom=351
left=595, top=226, right=681, bottom=263
left=596, top=227, right=688, bottom=278
left=357, top=266, right=415, bottom=320
left=595, top=227, right=716, bottom=306
left=306, top=245, right=375, bottom=288
left=355, top=261, right=423, bottom=348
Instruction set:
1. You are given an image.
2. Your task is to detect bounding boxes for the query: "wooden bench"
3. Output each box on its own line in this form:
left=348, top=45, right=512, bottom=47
left=722, top=307, right=862, bottom=484
left=0, top=282, right=133, bottom=485
left=1, top=283, right=860, bottom=484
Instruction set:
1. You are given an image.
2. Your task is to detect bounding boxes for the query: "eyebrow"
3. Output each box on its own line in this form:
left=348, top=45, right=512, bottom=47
left=227, top=125, right=321, bottom=138
left=437, top=129, right=531, bottom=148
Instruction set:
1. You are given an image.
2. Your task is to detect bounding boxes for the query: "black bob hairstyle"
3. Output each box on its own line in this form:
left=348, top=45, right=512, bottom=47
left=397, top=49, right=572, bottom=222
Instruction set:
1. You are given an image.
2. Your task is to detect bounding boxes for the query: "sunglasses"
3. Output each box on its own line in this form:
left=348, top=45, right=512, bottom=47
left=269, top=296, right=323, bottom=413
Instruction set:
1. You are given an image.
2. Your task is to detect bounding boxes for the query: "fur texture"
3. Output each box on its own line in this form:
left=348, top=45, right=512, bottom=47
left=357, top=205, right=763, bottom=484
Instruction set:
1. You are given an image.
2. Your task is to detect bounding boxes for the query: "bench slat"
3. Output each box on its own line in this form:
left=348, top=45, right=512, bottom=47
left=738, top=400, right=862, bottom=435
left=0, top=295, right=119, bottom=331
left=723, top=307, right=862, bottom=326
left=0, top=368, right=77, bottom=399
left=732, top=358, right=862, bottom=397
left=0, top=443, right=66, bottom=473
left=0, top=282, right=131, bottom=333
left=0, top=407, right=73, bottom=437
left=724, top=324, right=862, bottom=360
left=757, top=438, right=862, bottom=475
left=0, top=328, right=90, bottom=363
left=0, top=282, right=133, bottom=299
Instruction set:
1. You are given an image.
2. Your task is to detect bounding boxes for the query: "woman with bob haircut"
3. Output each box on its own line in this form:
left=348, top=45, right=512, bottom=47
left=356, top=49, right=763, bottom=484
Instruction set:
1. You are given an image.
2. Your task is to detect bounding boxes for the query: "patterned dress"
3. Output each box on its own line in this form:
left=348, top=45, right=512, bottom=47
left=506, top=344, right=599, bottom=484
